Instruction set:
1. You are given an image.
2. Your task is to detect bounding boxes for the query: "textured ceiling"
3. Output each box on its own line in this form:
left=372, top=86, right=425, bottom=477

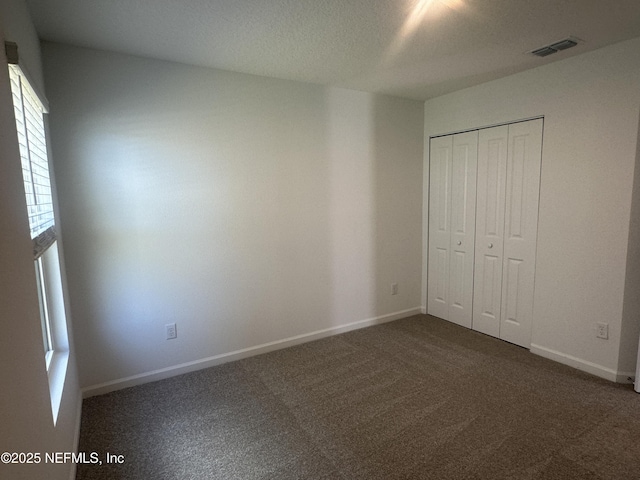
left=25, top=0, right=640, bottom=100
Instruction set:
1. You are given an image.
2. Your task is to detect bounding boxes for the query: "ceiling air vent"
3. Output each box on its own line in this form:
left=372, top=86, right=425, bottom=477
left=530, top=36, right=580, bottom=57
left=531, top=46, right=557, bottom=57
left=549, top=38, right=578, bottom=51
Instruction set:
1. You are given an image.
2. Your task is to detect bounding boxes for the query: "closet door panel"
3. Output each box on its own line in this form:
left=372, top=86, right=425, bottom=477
left=433, top=247, right=449, bottom=305
left=428, top=136, right=453, bottom=319
left=473, top=125, right=508, bottom=337
left=500, top=119, right=543, bottom=348
left=448, top=131, right=478, bottom=328
left=480, top=254, right=501, bottom=320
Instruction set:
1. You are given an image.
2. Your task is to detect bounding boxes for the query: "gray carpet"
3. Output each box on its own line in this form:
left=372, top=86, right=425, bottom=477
left=76, top=315, right=640, bottom=479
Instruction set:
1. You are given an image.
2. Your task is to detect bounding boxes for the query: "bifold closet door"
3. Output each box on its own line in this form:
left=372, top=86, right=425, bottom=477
left=428, top=131, right=478, bottom=328
left=473, top=125, right=508, bottom=338
left=473, top=119, right=543, bottom=348
left=499, top=119, right=543, bottom=347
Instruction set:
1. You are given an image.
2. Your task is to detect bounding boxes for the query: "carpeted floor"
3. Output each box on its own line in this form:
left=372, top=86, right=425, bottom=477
left=76, top=315, right=640, bottom=479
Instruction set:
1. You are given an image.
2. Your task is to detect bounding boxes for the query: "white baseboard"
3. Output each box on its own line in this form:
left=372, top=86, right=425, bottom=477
left=420, top=306, right=427, bottom=314
left=82, top=307, right=423, bottom=398
left=530, top=343, right=625, bottom=383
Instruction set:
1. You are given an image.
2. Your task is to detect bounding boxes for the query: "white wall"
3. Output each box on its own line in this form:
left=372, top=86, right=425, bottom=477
left=41, top=43, right=424, bottom=391
left=0, top=0, right=44, bottom=92
left=0, top=2, right=81, bottom=479
left=423, top=37, right=640, bottom=381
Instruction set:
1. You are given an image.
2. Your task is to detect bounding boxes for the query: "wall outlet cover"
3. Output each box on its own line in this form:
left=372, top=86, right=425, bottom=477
left=596, top=322, right=608, bottom=339
left=166, top=323, right=177, bottom=340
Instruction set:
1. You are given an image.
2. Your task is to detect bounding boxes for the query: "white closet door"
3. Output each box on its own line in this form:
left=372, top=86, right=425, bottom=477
left=428, top=136, right=453, bottom=319
left=499, top=119, right=543, bottom=348
left=473, top=125, right=508, bottom=337
left=448, top=131, right=478, bottom=328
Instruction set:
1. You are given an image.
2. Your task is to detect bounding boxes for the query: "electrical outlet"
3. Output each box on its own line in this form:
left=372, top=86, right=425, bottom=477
left=596, top=322, right=608, bottom=339
left=391, top=283, right=398, bottom=295
left=166, top=323, right=177, bottom=340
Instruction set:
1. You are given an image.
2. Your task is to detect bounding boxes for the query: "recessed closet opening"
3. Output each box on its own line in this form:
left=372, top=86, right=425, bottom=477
left=427, top=118, right=543, bottom=348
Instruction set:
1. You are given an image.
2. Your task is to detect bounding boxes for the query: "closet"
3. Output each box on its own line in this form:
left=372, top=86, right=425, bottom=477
left=427, top=119, right=543, bottom=348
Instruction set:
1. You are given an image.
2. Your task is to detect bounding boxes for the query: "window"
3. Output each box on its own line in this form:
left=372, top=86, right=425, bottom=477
left=8, top=46, right=70, bottom=424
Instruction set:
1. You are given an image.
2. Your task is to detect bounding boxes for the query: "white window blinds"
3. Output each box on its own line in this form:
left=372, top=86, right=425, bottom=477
left=8, top=64, right=56, bottom=257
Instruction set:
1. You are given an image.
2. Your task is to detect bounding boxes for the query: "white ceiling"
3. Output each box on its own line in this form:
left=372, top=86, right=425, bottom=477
left=25, top=0, right=640, bottom=100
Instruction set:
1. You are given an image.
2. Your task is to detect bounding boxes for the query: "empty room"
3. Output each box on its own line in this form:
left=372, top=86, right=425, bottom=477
left=2, top=0, right=640, bottom=478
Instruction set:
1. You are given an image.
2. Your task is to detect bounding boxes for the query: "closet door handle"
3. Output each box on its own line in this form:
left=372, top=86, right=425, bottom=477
left=457, top=241, right=462, bottom=245
left=488, top=243, right=493, bottom=249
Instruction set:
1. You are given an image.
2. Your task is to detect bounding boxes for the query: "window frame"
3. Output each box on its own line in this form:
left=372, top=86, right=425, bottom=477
left=35, top=255, right=55, bottom=368
left=7, top=51, right=70, bottom=425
